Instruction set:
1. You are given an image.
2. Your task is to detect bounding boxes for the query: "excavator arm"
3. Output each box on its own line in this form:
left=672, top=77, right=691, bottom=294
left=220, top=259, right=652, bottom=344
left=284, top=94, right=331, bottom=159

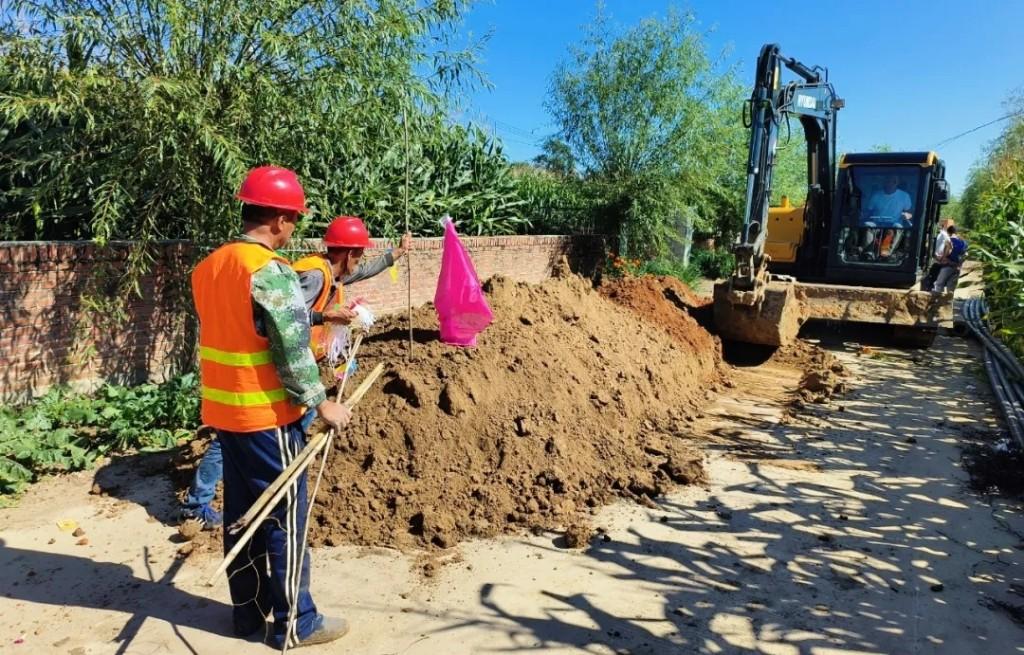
left=732, top=43, right=844, bottom=292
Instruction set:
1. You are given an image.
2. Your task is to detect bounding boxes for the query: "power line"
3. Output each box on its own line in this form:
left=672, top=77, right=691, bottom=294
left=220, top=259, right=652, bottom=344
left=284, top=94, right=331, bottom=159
left=933, top=110, right=1024, bottom=148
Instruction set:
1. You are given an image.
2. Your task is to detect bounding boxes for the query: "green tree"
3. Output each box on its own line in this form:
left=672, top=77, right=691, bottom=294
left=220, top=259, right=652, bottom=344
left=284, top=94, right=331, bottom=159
left=545, top=7, right=745, bottom=256
left=0, top=0, right=527, bottom=276
left=533, top=137, right=578, bottom=178
left=769, top=118, right=808, bottom=206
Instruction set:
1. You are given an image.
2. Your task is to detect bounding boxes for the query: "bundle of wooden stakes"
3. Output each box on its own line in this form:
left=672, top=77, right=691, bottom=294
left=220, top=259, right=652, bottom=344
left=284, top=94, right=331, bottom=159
left=205, top=333, right=381, bottom=653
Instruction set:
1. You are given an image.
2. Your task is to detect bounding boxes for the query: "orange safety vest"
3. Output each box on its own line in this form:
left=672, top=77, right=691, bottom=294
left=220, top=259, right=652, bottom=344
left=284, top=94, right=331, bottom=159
left=292, top=254, right=344, bottom=361
left=192, top=242, right=307, bottom=432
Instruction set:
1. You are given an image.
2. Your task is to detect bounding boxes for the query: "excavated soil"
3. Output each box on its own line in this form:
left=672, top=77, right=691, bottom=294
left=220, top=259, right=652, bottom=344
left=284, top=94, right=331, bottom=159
left=599, top=275, right=720, bottom=363
left=169, top=272, right=835, bottom=554
left=309, top=273, right=722, bottom=549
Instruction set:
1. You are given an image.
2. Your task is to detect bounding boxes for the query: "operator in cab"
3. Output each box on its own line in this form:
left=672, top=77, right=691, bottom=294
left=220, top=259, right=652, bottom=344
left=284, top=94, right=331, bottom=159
left=864, top=175, right=913, bottom=228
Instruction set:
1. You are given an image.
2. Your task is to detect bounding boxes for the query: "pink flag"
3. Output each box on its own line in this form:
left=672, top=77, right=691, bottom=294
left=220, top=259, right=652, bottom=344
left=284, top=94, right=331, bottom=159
left=434, top=216, right=493, bottom=347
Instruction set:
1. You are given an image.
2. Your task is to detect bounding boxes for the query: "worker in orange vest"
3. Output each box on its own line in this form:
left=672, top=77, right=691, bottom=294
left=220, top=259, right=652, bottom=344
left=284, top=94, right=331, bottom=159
left=180, top=219, right=411, bottom=523
left=293, top=216, right=412, bottom=361
left=191, top=165, right=351, bottom=649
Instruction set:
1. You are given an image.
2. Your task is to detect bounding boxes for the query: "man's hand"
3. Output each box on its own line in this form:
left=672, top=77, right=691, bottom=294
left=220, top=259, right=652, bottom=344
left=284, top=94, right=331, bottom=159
left=316, top=399, right=352, bottom=432
left=323, top=307, right=356, bottom=324
left=393, top=232, right=413, bottom=260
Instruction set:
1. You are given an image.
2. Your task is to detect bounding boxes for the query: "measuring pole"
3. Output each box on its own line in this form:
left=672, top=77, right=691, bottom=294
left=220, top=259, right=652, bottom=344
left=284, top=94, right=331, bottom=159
left=403, top=104, right=413, bottom=357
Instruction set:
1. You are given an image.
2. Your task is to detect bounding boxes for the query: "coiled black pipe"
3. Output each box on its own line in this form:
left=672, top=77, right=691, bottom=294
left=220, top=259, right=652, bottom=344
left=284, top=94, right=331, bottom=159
left=964, top=297, right=1024, bottom=448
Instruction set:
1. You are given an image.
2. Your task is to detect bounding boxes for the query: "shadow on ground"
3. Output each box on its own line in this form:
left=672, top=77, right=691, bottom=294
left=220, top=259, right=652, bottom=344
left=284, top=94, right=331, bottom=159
left=431, top=334, right=1024, bottom=654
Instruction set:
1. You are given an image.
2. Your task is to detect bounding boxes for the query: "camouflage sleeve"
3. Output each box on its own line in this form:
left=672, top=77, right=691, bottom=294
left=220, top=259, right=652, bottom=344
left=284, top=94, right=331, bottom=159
left=252, top=261, right=327, bottom=408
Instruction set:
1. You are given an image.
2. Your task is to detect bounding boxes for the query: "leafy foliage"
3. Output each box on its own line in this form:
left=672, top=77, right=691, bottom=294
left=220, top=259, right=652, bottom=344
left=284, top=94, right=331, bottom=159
left=0, top=374, right=199, bottom=496
left=961, top=94, right=1024, bottom=358
left=544, top=8, right=746, bottom=257
left=511, top=164, right=597, bottom=235
left=689, top=247, right=736, bottom=280
left=769, top=120, right=808, bottom=206
left=0, top=0, right=526, bottom=263
left=605, top=252, right=700, bottom=287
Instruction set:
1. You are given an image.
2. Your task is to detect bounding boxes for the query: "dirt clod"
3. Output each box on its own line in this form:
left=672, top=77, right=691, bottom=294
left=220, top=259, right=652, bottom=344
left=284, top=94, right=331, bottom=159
left=178, top=519, right=202, bottom=541
left=71, top=527, right=85, bottom=538
left=75, top=537, right=89, bottom=546
left=563, top=523, right=593, bottom=549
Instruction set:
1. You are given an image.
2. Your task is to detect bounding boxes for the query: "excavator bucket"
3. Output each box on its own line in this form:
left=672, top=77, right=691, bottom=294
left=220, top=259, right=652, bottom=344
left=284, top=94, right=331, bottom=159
left=712, top=278, right=805, bottom=346
left=713, top=277, right=953, bottom=347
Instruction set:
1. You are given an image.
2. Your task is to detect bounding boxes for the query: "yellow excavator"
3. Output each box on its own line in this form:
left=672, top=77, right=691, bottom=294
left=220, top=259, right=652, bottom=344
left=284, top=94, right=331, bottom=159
left=713, top=44, right=953, bottom=346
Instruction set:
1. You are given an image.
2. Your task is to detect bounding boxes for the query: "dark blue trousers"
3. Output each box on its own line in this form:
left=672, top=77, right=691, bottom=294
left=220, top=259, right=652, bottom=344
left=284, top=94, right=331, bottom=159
left=219, top=420, right=322, bottom=647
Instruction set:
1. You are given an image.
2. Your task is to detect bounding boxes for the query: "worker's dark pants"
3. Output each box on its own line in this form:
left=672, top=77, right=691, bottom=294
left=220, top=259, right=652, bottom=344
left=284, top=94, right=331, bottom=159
left=219, top=421, right=321, bottom=647
left=921, top=263, right=943, bottom=291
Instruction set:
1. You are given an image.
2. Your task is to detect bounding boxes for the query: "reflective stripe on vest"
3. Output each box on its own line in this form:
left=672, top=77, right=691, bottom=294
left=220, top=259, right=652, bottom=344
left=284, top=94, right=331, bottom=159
left=201, top=386, right=289, bottom=406
left=192, top=241, right=306, bottom=432
left=199, top=345, right=273, bottom=367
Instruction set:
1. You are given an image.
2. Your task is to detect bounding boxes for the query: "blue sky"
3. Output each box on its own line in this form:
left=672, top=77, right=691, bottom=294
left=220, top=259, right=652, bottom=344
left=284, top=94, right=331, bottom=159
left=458, top=0, right=1024, bottom=194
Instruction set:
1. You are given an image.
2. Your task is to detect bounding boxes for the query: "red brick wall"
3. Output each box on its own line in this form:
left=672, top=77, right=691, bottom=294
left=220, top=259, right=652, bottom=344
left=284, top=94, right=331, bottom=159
left=0, top=241, right=197, bottom=402
left=0, top=235, right=603, bottom=401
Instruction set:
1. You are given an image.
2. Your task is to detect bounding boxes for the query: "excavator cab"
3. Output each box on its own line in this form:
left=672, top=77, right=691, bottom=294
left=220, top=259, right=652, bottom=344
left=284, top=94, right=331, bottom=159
left=826, top=152, right=949, bottom=288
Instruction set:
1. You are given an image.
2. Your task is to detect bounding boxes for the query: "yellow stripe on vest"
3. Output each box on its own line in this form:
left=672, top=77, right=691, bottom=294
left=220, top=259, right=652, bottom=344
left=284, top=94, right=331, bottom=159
left=199, top=346, right=273, bottom=367
left=201, top=386, right=288, bottom=406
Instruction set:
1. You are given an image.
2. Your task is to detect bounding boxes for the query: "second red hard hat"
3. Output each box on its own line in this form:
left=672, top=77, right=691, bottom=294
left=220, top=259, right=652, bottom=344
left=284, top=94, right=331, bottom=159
left=323, top=216, right=373, bottom=248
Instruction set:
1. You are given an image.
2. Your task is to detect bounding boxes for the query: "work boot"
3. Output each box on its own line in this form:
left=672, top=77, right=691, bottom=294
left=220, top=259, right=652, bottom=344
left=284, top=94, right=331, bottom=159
left=292, top=616, right=350, bottom=648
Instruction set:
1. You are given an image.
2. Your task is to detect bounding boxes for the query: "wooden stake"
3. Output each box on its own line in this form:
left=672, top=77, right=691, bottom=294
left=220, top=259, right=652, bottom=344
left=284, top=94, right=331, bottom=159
left=281, top=342, right=370, bottom=653
left=222, top=431, right=330, bottom=536
left=343, top=362, right=384, bottom=408
left=207, top=433, right=330, bottom=585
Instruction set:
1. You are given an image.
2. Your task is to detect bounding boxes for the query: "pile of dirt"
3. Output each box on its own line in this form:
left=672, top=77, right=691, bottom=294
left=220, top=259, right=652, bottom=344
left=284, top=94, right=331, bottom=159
left=309, top=273, right=721, bottom=549
left=768, top=340, right=847, bottom=403
left=599, top=275, right=720, bottom=365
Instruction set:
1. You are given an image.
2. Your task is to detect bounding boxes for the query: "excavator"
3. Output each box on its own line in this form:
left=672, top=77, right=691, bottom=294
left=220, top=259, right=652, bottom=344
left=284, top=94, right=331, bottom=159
left=713, top=43, right=953, bottom=346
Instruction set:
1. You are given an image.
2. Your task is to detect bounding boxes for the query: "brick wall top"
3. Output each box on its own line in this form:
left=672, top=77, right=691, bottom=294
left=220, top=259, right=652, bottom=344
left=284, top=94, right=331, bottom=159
left=282, top=234, right=598, bottom=255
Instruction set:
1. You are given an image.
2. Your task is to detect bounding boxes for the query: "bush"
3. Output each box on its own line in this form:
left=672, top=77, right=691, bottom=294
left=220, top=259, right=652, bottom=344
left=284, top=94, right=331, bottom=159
left=0, top=374, right=199, bottom=496
left=689, top=248, right=736, bottom=280
left=639, top=258, right=701, bottom=287
left=605, top=252, right=701, bottom=287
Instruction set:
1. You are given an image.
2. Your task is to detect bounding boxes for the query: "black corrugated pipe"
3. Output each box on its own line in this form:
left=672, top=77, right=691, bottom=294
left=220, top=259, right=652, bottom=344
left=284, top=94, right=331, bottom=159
left=964, top=298, right=1024, bottom=448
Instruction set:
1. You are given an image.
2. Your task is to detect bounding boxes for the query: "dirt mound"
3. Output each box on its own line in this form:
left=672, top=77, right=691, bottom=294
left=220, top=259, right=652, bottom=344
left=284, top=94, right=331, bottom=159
left=309, top=273, right=720, bottom=549
left=599, top=276, right=720, bottom=364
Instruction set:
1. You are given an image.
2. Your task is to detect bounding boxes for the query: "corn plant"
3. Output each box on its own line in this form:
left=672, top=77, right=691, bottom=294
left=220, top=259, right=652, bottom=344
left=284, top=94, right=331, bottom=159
left=962, top=99, right=1024, bottom=358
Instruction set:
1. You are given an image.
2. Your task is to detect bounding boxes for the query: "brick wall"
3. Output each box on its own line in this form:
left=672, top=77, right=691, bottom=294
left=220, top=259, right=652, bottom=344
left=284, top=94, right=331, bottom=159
left=0, top=241, right=197, bottom=402
left=0, top=235, right=604, bottom=402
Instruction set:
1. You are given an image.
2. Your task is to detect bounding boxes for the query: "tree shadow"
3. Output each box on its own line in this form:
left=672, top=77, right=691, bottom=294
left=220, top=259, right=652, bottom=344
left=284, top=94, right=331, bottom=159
left=430, top=335, right=1024, bottom=653
left=0, top=538, right=234, bottom=654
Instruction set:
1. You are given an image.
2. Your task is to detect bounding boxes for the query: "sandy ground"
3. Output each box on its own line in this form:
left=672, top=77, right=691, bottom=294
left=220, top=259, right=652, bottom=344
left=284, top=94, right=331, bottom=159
left=4, top=299, right=1024, bottom=653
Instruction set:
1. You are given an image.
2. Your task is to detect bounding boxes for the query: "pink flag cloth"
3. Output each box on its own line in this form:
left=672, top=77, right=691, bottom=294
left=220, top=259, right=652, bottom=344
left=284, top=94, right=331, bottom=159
left=434, top=217, right=494, bottom=347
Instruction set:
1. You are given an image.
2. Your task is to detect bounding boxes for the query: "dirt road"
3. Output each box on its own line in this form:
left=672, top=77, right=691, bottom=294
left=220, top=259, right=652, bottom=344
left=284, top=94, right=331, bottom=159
left=3, top=328, right=1023, bottom=654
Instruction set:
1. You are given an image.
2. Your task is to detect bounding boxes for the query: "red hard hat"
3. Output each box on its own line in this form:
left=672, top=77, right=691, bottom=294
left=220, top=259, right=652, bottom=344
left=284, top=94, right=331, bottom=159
left=323, top=216, right=373, bottom=249
left=236, top=166, right=309, bottom=213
